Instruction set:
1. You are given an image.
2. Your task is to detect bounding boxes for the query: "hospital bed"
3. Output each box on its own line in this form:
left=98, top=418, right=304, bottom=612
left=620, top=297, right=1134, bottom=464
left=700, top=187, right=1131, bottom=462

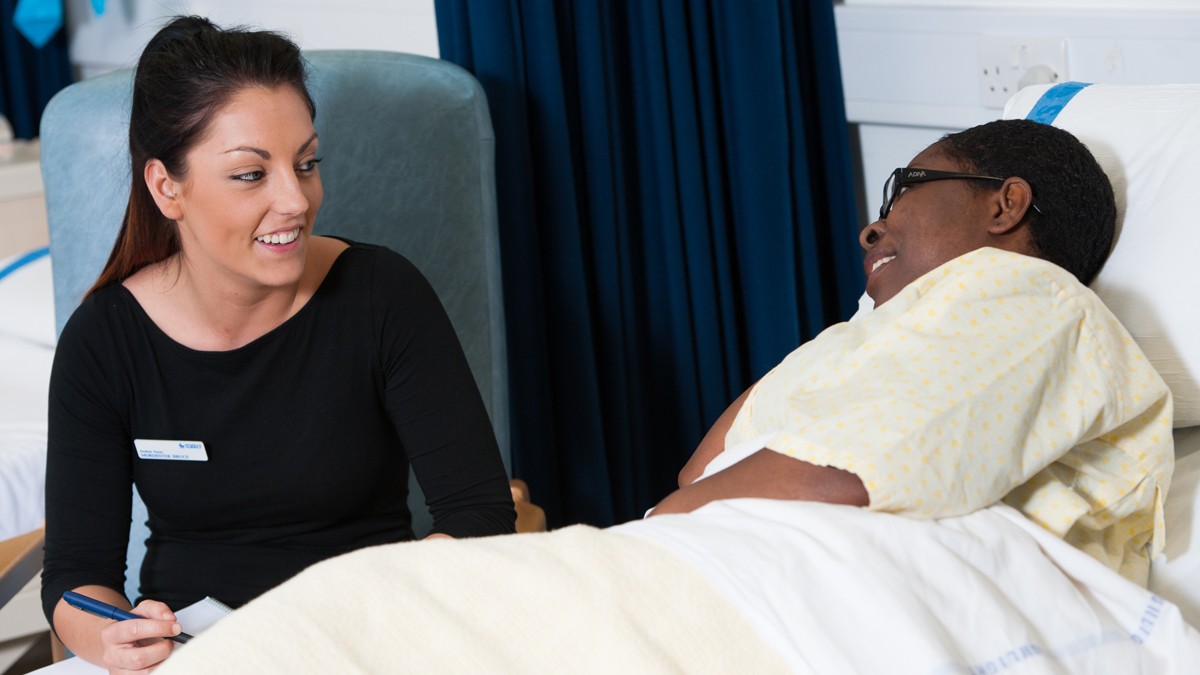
left=4, top=77, right=1200, bottom=672
left=152, top=81, right=1200, bottom=673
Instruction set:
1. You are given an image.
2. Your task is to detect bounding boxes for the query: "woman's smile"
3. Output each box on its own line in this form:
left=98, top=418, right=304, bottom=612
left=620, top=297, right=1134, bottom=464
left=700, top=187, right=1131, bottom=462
left=255, top=227, right=302, bottom=247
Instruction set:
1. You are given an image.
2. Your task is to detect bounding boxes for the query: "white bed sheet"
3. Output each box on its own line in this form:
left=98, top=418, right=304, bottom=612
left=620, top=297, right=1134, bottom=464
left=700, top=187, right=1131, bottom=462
left=0, top=249, right=54, bottom=540
left=619, top=427, right=1200, bottom=673
left=1150, top=427, right=1200, bottom=628
left=146, top=447, right=1200, bottom=674
left=620, top=494, right=1200, bottom=673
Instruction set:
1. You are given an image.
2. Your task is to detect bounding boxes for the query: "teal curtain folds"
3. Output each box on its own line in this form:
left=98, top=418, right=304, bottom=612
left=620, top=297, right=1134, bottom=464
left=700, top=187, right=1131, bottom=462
left=436, top=0, right=863, bottom=527
left=2, top=0, right=73, bottom=139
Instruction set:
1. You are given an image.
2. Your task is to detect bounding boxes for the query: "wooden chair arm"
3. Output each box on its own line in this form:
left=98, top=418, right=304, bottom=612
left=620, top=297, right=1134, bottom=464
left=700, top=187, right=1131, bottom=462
left=0, top=528, right=43, bottom=609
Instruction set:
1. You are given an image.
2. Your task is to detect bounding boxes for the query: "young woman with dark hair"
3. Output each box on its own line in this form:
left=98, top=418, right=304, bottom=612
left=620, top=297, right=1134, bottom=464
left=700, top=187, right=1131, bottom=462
left=42, top=16, right=515, bottom=671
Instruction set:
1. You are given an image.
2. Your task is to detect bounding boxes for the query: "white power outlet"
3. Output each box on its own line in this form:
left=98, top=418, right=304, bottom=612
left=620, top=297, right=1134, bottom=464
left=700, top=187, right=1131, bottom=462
left=978, top=36, right=1069, bottom=109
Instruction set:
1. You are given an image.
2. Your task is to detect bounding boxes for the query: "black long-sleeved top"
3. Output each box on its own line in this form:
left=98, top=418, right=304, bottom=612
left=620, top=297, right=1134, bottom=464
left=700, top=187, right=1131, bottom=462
left=42, top=242, right=514, bottom=622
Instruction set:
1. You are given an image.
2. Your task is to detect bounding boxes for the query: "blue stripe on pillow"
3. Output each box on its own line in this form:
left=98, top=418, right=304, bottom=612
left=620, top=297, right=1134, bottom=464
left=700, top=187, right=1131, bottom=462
left=1026, top=82, right=1093, bottom=125
left=0, top=247, right=50, bottom=284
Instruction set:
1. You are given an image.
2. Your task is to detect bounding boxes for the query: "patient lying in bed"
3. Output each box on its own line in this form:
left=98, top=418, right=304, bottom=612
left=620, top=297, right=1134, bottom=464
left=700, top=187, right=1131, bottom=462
left=663, top=246, right=1171, bottom=581
left=154, top=119, right=1182, bottom=673
left=651, top=118, right=1171, bottom=585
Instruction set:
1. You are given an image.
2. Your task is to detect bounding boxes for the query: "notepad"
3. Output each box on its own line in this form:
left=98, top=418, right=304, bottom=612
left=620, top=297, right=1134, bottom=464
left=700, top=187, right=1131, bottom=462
left=28, top=596, right=233, bottom=673
left=173, top=596, right=232, bottom=635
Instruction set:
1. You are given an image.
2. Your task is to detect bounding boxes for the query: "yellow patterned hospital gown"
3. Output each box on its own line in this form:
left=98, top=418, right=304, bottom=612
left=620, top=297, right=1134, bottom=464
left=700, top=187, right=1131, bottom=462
left=727, top=248, right=1173, bottom=584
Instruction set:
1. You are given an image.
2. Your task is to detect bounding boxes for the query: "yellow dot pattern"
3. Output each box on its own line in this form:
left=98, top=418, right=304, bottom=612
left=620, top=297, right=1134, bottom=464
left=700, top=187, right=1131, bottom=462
left=727, top=248, right=1174, bottom=585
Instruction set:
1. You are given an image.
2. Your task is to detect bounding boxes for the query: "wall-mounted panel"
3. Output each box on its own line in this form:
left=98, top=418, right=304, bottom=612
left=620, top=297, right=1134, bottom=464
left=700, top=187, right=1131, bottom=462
left=837, top=5, right=1200, bottom=128
left=835, top=4, right=1200, bottom=227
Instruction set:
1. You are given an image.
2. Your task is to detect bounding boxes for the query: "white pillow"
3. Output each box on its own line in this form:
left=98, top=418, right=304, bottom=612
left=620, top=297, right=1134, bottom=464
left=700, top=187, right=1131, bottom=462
left=1003, top=83, right=1200, bottom=427
left=0, top=248, right=56, bottom=348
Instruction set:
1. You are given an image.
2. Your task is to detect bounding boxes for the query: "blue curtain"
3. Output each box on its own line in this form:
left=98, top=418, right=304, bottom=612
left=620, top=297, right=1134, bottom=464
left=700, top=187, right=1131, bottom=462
left=1, top=0, right=73, bottom=139
left=436, top=0, right=863, bottom=527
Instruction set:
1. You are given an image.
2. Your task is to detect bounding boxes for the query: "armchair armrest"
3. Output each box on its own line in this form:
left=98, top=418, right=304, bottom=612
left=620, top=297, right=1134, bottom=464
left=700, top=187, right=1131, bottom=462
left=0, top=528, right=42, bottom=609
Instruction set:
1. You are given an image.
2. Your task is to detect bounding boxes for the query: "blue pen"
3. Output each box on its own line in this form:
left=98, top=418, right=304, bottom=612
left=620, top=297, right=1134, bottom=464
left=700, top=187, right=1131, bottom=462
left=63, top=591, right=193, bottom=644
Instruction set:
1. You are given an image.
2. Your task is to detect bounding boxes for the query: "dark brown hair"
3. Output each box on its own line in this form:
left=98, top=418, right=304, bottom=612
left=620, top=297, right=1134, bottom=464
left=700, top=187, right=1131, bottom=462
left=87, top=16, right=315, bottom=296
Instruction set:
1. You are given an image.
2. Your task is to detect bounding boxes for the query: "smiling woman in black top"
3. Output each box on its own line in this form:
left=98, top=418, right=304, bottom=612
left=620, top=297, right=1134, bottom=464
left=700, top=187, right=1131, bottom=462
left=41, top=16, right=514, bottom=672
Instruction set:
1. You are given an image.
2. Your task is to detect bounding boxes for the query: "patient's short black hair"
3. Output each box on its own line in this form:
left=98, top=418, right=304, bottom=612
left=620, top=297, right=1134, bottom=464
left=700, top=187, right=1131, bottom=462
left=938, top=119, right=1116, bottom=286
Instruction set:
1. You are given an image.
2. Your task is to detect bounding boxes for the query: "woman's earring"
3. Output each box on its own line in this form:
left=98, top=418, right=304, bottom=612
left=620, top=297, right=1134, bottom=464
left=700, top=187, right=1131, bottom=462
left=164, top=192, right=176, bottom=199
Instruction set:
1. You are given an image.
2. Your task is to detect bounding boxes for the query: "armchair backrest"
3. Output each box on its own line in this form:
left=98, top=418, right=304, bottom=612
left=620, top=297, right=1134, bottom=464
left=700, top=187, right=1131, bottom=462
left=39, top=51, right=508, bottom=598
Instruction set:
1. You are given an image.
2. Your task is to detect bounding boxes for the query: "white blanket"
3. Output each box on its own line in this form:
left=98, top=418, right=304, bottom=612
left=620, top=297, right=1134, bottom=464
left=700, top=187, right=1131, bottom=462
left=159, top=524, right=790, bottom=674
left=619, top=500, right=1200, bottom=673
left=158, top=499, right=1200, bottom=674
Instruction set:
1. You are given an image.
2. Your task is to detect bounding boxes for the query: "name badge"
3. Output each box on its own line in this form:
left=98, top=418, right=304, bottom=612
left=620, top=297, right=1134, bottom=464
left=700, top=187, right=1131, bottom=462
left=134, top=439, right=209, bottom=462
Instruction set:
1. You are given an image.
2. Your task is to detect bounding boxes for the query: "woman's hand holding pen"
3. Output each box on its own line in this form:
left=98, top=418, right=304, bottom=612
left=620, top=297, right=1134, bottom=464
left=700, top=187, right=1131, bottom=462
left=96, top=598, right=182, bottom=674
left=55, top=586, right=187, bottom=673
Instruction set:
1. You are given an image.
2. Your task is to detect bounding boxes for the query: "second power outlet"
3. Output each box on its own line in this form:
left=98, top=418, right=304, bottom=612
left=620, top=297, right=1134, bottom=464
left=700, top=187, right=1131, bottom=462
left=979, top=36, right=1068, bottom=109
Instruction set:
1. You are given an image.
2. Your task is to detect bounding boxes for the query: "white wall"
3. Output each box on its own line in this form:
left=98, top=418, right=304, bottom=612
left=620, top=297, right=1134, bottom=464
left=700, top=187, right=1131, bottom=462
left=65, top=0, right=1200, bottom=232
left=65, top=0, right=439, bottom=79
left=835, top=2, right=1200, bottom=227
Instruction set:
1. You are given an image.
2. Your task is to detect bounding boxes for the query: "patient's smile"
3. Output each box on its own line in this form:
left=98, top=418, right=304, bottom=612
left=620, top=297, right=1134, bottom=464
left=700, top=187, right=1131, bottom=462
left=871, top=255, right=895, bottom=273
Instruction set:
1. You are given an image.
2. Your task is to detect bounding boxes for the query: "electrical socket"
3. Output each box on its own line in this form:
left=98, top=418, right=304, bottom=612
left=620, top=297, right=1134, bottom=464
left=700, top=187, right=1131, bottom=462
left=978, top=36, right=1068, bottom=109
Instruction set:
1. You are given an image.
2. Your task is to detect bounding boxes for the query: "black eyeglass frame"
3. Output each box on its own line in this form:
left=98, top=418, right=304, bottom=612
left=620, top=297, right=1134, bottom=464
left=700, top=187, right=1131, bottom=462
left=879, top=167, right=1036, bottom=221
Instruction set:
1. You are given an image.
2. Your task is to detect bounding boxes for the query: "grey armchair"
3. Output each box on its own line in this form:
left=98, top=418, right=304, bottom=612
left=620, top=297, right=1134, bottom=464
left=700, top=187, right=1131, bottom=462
left=38, top=51, right=536, bottom=604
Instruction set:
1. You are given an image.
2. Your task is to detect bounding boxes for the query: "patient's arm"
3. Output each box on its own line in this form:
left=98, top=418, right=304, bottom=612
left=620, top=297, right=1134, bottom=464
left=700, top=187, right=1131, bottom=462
left=677, top=386, right=754, bottom=487
left=652, top=449, right=868, bottom=516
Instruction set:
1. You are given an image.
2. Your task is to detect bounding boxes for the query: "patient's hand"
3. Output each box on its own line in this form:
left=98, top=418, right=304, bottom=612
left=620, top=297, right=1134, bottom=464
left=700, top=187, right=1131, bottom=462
left=650, top=449, right=868, bottom=517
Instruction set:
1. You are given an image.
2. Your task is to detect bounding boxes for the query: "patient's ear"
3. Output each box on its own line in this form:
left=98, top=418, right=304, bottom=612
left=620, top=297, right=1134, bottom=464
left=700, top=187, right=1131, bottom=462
left=988, top=177, right=1036, bottom=236
left=145, top=159, right=183, bottom=221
